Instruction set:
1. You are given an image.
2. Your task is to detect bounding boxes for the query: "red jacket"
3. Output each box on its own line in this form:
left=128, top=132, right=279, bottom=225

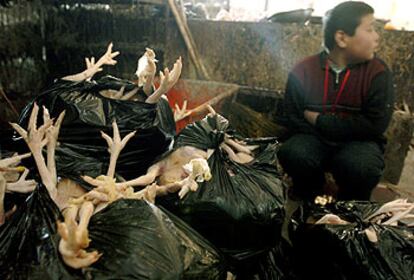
left=282, top=51, right=394, bottom=146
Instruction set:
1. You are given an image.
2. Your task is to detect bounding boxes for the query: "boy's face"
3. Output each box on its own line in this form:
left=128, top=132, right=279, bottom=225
left=343, top=14, right=379, bottom=63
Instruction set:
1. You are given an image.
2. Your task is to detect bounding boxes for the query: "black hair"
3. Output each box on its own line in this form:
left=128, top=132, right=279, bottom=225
left=323, top=1, right=374, bottom=51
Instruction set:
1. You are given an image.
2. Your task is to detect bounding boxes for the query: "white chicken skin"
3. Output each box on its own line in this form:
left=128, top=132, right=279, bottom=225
left=62, top=43, right=182, bottom=105
left=7, top=44, right=260, bottom=269
left=9, top=103, right=208, bottom=269
left=84, top=145, right=212, bottom=199
left=86, top=106, right=259, bottom=199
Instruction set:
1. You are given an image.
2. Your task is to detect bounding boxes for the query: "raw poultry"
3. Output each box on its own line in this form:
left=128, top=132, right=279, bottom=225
left=1, top=102, right=226, bottom=278
left=314, top=197, right=414, bottom=242
left=2, top=43, right=273, bottom=275
left=292, top=197, right=414, bottom=280
left=0, top=152, right=36, bottom=225
left=2, top=1, right=414, bottom=278
left=98, top=105, right=259, bottom=199
left=5, top=43, right=185, bottom=267
left=0, top=109, right=226, bottom=277
left=14, top=43, right=182, bottom=183
left=10, top=101, right=212, bottom=268
left=154, top=106, right=285, bottom=279
left=62, top=43, right=182, bottom=104
left=5, top=44, right=228, bottom=270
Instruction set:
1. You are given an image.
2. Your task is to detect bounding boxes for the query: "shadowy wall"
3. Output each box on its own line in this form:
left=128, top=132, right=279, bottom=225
left=2, top=3, right=414, bottom=127
left=165, top=20, right=414, bottom=108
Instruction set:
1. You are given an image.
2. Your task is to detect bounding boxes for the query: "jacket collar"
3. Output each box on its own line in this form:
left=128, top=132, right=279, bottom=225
left=319, top=50, right=371, bottom=70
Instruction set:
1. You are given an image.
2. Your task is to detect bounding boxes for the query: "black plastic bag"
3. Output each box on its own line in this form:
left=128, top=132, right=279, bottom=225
left=0, top=184, right=227, bottom=279
left=0, top=185, right=81, bottom=280
left=53, top=142, right=106, bottom=191
left=158, top=114, right=286, bottom=265
left=84, top=199, right=227, bottom=279
left=240, top=241, right=296, bottom=280
left=17, top=76, right=175, bottom=186
left=93, top=75, right=176, bottom=137
left=292, top=201, right=414, bottom=280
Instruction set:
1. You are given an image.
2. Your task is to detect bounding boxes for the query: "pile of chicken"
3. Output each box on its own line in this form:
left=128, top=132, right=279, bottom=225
left=2, top=42, right=413, bottom=271
left=1, top=43, right=260, bottom=269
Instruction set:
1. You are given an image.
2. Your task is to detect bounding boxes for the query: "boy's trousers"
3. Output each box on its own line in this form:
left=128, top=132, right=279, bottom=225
left=278, top=133, right=384, bottom=200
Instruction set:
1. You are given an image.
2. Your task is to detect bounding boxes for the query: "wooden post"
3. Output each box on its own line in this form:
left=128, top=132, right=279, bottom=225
left=0, top=87, right=19, bottom=119
left=167, top=0, right=210, bottom=80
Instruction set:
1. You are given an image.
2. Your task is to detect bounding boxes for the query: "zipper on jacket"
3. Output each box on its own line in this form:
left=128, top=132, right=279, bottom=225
left=332, top=71, right=339, bottom=90
left=335, top=72, right=340, bottom=85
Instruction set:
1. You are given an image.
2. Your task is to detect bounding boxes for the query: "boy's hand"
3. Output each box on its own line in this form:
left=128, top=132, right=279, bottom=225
left=304, top=110, right=320, bottom=126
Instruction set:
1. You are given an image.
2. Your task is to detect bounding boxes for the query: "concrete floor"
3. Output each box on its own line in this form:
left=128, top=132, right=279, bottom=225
left=395, top=147, right=414, bottom=198
left=371, top=148, right=414, bottom=202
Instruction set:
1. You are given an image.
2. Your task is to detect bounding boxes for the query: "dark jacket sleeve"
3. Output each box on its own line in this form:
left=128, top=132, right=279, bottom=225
left=315, top=69, right=394, bottom=142
left=283, top=73, right=318, bottom=135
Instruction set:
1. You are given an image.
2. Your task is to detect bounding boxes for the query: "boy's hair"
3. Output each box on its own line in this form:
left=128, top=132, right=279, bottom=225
left=323, top=1, right=374, bottom=51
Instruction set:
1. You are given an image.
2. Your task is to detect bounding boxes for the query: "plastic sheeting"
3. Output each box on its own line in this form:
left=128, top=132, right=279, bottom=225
left=158, top=114, right=286, bottom=273
left=17, top=76, right=175, bottom=187
left=242, top=242, right=296, bottom=280
left=0, top=185, right=227, bottom=279
left=292, top=201, right=414, bottom=280
left=85, top=199, right=227, bottom=279
left=0, top=186, right=80, bottom=279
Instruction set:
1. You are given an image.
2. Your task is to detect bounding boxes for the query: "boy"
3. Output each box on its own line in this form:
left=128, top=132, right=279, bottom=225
left=278, top=1, right=394, bottom=203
